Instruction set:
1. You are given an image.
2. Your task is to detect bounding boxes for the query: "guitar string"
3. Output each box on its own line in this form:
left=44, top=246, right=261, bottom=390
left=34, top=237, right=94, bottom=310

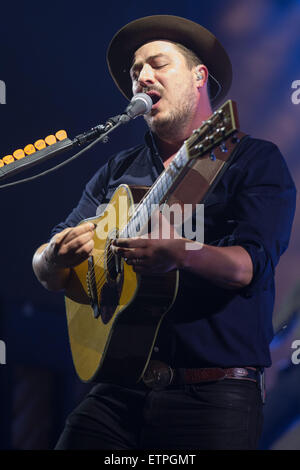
left=88, top=168, right=173, bottom=291
left=90, top=151, right=186, bottom=293
left=86, top=111, right=226, bottom=293
left=89, top=141, right=192, bottom=293
left=88, top=119, right=223, bottom=294
left=89, top=112, right=223, bottom=285
left=88, top=121, right=222, bottom=294
left=90, top=124, right=216, bottom=295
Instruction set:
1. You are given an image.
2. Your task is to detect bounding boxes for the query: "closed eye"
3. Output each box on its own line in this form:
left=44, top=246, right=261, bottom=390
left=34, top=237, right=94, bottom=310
left=130, top=64, right=168, bottom=80
left=154, top=64, right=168, bottom=69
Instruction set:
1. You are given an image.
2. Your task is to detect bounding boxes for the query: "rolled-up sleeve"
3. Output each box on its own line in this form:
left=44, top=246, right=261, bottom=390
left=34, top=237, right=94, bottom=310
left=216, top=140, right=296, bottom=296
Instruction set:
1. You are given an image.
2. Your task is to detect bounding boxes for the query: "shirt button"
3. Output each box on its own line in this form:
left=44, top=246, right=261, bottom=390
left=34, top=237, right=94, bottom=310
left=154, top=346, right=159, bottom=353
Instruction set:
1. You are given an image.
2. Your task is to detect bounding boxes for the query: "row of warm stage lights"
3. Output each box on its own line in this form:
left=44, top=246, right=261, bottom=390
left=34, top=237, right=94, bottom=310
left=0, top=130, right=68, bottom=167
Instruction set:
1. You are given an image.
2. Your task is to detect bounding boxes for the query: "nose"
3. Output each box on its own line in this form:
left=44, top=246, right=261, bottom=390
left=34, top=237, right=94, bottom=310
left=138, top=63, right=155, bottom=87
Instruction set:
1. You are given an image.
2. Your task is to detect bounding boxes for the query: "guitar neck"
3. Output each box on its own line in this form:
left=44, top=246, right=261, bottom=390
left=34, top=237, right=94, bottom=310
left=120, top=144, right=189, bottom=238
left=120, top=99, right=240, bottom=239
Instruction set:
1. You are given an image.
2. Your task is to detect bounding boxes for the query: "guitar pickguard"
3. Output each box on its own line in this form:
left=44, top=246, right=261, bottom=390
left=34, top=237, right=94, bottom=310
left=98, top=281, right=121, bottom=324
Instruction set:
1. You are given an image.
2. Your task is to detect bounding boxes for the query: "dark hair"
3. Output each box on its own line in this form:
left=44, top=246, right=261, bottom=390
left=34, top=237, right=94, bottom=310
left=173, top=42, right=203, bottom=69
left=173, top=42, right=211, bottom=99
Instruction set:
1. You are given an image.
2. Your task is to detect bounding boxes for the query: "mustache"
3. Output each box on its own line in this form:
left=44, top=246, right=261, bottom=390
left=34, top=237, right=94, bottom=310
left=141, top=86, right=162, bottom=95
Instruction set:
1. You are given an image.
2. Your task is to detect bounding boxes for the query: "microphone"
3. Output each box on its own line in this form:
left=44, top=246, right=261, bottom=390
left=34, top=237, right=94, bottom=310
left=125, top=93, right=153, bottom=119
left=0, top=94, right=154, bottom=184
left=106, top=93, right=153, bottom=128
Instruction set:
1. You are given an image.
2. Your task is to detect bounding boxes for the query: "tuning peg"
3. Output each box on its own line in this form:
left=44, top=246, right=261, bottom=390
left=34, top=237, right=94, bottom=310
left=231, top=133, right=240, bottom=144
left=220, top=143, right=228, bottom=153
left=194, top=143, right=204, bottom=152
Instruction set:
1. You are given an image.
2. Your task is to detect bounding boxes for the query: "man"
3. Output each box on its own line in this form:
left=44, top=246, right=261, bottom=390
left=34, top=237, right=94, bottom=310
left=32, top=15, right=296, bottom=449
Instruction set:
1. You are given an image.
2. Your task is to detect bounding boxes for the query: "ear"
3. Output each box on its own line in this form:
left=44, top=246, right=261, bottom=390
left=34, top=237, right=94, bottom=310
left=193, top=64, right=209, bottom=89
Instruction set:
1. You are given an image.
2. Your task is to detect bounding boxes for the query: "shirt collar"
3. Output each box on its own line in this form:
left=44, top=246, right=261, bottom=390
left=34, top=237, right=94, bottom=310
left=144, top=130, right=160, bottom=156
left=144, top=130, right=164, bottom=174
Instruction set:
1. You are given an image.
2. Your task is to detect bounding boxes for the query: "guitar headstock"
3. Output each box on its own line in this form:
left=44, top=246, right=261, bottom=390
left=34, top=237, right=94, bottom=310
left=186, top=100, right=240, bottom=160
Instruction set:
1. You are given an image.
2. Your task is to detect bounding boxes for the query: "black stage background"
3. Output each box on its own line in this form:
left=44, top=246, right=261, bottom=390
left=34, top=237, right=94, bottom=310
left=0, top=0, right=300, bottom=450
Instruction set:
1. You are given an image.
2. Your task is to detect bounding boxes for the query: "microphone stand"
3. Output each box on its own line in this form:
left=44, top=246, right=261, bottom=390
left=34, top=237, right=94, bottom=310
left=0, top=113, right=131, bottom=182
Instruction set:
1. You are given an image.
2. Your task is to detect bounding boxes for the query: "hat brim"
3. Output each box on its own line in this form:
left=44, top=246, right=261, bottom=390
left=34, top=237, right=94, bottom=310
left=106, top=15, right=232, bottom=106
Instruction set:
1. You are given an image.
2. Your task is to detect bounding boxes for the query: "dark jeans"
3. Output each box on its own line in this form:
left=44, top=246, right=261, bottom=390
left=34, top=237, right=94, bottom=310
left=55, top=379, right=263, bottom=450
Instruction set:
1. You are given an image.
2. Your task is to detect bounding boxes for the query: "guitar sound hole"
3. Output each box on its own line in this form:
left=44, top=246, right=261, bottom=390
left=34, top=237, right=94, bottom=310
left=99, top=239, right=124, bottom=324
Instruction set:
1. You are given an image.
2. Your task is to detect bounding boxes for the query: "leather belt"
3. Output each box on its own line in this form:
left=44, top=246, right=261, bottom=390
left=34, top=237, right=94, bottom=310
left=142, top=360, right=262, bottom=391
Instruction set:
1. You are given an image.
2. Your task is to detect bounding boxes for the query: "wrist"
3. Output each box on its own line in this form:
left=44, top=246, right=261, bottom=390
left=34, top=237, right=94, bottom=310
left=176, top=239, right=204, bottom=270
left=41, top=246, right=70, bottom=291
left=43, top=245, right=61, bottom=272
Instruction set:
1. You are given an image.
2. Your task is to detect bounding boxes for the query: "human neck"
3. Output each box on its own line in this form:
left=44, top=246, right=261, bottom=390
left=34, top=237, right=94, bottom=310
left=154, top=137, right=182, bottom=162
left=153, top=101, right=213, bottom=162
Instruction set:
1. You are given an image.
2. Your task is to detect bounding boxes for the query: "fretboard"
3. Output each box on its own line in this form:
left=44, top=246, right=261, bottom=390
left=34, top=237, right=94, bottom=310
left=120, top=143, right=189, bottom=238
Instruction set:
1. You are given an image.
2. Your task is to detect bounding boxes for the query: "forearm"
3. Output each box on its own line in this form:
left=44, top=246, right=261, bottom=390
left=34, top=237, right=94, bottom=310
left=178, top=240, right=253, bottom=289
left=32, top=244, right=71, bottom=292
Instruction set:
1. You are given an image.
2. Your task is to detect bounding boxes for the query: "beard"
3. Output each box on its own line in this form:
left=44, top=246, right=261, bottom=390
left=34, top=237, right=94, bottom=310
left=144, top=86, right=197, bottom=142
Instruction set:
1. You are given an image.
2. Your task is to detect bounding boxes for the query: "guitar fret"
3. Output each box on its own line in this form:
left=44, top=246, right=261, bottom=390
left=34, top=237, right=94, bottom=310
left=120, top=143, right=189, bottom=238
left=66, top=100, right=240, bottom=384
left=120, top=99, right=236, bottom=241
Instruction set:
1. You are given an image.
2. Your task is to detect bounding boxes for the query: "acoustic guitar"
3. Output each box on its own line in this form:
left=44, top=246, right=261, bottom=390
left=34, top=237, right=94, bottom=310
left=64, top=100, right=244, bottom=384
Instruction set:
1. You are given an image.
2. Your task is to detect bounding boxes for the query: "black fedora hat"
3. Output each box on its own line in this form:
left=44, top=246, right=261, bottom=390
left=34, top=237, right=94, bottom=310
left=107, top=15, right=232, bottom=106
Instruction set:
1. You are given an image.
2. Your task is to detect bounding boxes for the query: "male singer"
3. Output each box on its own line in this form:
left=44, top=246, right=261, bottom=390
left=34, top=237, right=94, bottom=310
left=33, top=16, right=296, bottom=449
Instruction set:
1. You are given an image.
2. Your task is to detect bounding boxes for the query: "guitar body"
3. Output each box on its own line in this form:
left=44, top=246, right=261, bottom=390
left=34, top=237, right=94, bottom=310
left=63, top=100, right=242, bottom=385
left=65, top=184, right=179, bottom=384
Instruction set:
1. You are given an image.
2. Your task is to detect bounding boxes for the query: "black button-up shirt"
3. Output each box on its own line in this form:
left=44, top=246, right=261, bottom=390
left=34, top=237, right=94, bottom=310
left=51, top=132, right=296, bottom=368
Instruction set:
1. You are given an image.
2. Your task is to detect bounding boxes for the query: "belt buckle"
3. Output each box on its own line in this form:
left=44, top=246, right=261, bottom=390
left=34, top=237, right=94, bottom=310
left=142, top=360, right=174, bottom=391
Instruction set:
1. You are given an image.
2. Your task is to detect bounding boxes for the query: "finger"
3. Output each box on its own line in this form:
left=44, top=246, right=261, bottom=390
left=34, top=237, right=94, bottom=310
left=111, top=246, right=136, bottom=258
left=62, top=231, right=95, bottom=253
left=74, top=239, right=94, bottom=258
left=125, top=254, right=147, bottom=265
left=50, top=227, right=73, bottom=248
left=113, top=237, right=147, bottom=248
left=51, top=223, right=95, bottom=249
left=120, top=247, right=147, bottom=261
left=61, top=240, right=94, bottom=267
left=62, top=222, right=96, bottom=244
